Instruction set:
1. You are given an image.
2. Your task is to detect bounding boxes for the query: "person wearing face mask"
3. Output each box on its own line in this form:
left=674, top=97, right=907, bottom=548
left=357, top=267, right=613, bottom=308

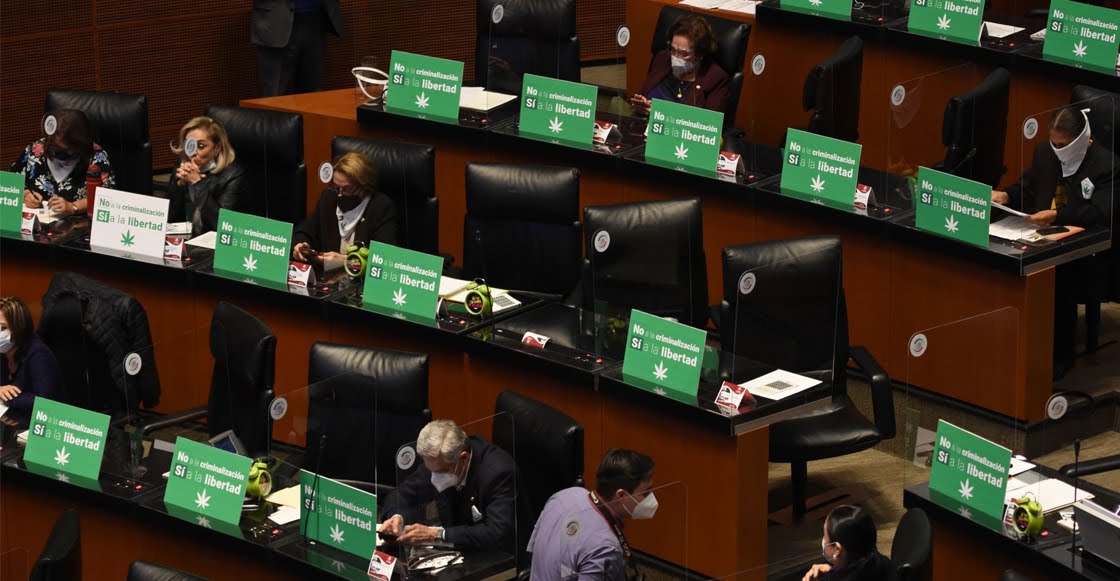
left=803, top=505, right=895, bottom=581
left=292, top=152, right=399, bottom=272
left=629, top=15, right=730, bottom=116
left=992, top=106, right=1119, bottom=379
left=0, top=297, right=64, bottom=413
left=378, top=419, right=519, bottom=551
left=527, top=449, right=657, bottom=581
left=11, top=108, right=116, bottom=218
left=165, top=116, right=247, bottom=236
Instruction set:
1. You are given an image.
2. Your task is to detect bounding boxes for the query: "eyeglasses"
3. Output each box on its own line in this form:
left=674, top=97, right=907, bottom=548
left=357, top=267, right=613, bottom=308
left=667, top=43, right=695, bottom=58
left=330, top=185, right=361, bottom=197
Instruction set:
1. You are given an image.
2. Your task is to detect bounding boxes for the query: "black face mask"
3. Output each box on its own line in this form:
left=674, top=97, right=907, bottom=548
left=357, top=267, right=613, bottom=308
left=337, top=194, right=363, bottom=212
left=49, top=146, right=77, bottom=162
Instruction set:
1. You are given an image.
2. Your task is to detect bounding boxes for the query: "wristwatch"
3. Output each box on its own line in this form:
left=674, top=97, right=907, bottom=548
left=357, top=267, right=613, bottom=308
left=437, top=527, right=446, bottom=541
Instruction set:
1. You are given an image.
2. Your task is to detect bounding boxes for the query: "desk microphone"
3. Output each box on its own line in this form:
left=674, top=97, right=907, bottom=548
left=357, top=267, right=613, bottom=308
left=1071, top=438, right=1081, bottom=555
left=947, top=147, right=979, bottom=177
left=300, top=433, right=328, bottom=544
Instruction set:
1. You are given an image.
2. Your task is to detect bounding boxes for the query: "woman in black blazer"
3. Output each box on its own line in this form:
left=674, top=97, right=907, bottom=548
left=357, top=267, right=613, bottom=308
left=166, top=116, right=247, bottom=236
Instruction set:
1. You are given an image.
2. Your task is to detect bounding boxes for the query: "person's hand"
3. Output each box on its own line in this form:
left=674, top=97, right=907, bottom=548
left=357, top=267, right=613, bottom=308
left=24, top=189, right=43, bottom=208
left=1027, top=209, right=1057, bottom=226
left=629, top=94, right=652, bottom=115
left=378, top=515, right=404, bottom=536
left=0, top=385, right=21, bottom=402
left=175, top=161, right=205, bottom=186
left=292, top=242, right=314, bottom=262
left=319, top=251, right=345, bottom=266
left=991, top=190, right=1010, bottom=205
left=398, top=523, right=441, bottom=544
left=47, top=196, right=77, bottom=217
left=802, top=563, right=832, bottom=581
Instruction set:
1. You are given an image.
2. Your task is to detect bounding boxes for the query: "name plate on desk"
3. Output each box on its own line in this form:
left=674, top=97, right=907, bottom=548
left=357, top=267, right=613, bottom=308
left=213, top=209, right=293, bottom=286
left=1043, top=0, right=1120, bottom=73
left=362, top=242, right=443, bottom=322
left=164, top=437, right=251, bottom=527
left=386, top=50, right=464, bottom=124
left=24, top=398, right=110, bottom=483
left=780, top=129, right=861, bottom=210
left=519, top=73, right=597, bottom=147
left=930, top=420, right=1011, bottom=528
left=0, top=171, right=21, bottom=238
left=645, top=100, right=723, bottom=177
left=90, top=187, right=169, bottom=260
left=300, top=470, right=379, bottom=559
left=621, top=309, right=707, bottom=400
left=908, top=0, right=985, bottom=45
left=781, top=0, right=852, bottom=21
left=915, top=166, right=991, bottom=248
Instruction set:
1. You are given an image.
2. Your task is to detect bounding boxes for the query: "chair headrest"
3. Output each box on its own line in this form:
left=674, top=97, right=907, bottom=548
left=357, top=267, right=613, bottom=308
left=45, top=89, right=149, bottom=145
left=1072, top=84, right=1119, bottom=153
left=803, top=36, right=863, bottom=112
left=466, top=163, right=579, bottom=223
left=331, top=136, right=436, bottom=196
left=205, top=105, right=303, bottom=167
left=308, top=342, right=429, bottom=414
left=476, top=0, right=577, bottom=38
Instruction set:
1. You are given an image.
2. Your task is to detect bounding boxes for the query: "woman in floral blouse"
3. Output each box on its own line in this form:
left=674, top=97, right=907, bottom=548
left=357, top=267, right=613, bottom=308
left=10, top=109, right=115, bottom=217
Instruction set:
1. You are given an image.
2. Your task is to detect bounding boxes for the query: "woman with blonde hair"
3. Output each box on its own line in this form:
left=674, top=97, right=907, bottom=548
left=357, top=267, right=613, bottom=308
left=166, top=116, right=247, bottom=235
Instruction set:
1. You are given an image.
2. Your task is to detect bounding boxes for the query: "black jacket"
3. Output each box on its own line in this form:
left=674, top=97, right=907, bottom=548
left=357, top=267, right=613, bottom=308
left=167, top=160, right=248, bottom=236
left=1005, top=142, right=1118, bottom=228
left=292, top=188, right=399, bottom=255
left=820, top=551, right=897, bottom=581
left=251, top=0, right=343, bottom=47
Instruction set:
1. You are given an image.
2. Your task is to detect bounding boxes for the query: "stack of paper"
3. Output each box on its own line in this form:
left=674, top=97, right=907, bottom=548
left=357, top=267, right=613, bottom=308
left=460, top=87, right=516, bottom=112
left=1005, top=471, right=1094, bottom=513
left=719, top=0, right=761, bottom=14
left=739, top=369, right=821, bottom=401
left=186, top=231, right=217, bottom=249
left=989, top=215, right=1038, bottom=242
left=984, top=22, right=1024, bottom=39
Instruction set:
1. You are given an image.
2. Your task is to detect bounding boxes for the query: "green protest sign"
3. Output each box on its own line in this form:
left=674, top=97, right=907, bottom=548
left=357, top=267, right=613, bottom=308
left=622, top=309, right=707, bottom=400
left=930, top=420, right=1011, bottom=526
left=781, top=0, right=853, bottom=21
left=780, top=129, right=861, bottom=210
left=0, top=171, right=22, bottom=238
left=362, top=242, right=443, bottom=321
left=24, top=398, right=110, bottom=483
left=300, top=470, right=379, bottom=559
left=214, top=209, right=292, bottom=287
left=519, top=74, right=597, bottom=147
left=386, top=50, right=464, bottom=124
left=165, top=504, right=245, bottom=538
left=908, top=0, right=985, bottom=45
left=164, top=436, right=252, bottom=527
left=915, top=166, right=991, bottom=248
left=1043, top=0, right=1120, bottom=73
left=645, top=100, right=723, bottom=176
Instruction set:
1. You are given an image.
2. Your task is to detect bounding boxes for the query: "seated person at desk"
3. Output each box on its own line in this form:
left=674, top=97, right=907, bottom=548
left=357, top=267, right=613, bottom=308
left=378, top=419, right=516, bottom=549
left=10, top=108, right=115, bottom=218
left=629, top=16, right=729, bottom=115
left=803, top=505, right=895, bottom=581
left=292, top=152, right=398, bottom=271
left=0, top=297, right=64, bottom=412
left=992, top=106, right=1118, bottom=378
left=166, top=116, right=246, bottom=236
left=528, top=449, right=657, bottom=581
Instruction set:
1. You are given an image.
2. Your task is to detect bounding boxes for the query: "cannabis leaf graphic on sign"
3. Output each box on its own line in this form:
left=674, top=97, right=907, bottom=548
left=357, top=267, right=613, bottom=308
left=958, top=478, right=974, bottom=500
left=937, top=15, right=951, bottom=30
left=242, top=254, right=258, bottom=272
left=120, top=230, right=136, bottom=247
left=674, top=143, right=689, bottom=160
left=944, top=215, right=959, bottom=233
left=196, top=515, right=212, bottom=528
left=56, top=472, right=70, bottom=483
left=415, top=92, right=430, bottom=109
left=653, top=361, right=669, bottom=381
left=330, top=523, right=345, bottom=544
left=810, top=175, right=826, bottom=193
left=549, top=117, right=564, bottom=133
left=1073, top=41, right=1088, bottom=58
left=54, top=447, right=70, bottom=466
left=195, top=490, right=212, bottom=510
left=392, top=288, right=408, bottom=306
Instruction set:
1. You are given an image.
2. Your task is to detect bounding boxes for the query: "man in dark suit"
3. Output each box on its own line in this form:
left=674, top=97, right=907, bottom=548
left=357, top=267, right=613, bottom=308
left=379, top=420, right=519, bottom=551
left=251, top=0, right=344, bottom=97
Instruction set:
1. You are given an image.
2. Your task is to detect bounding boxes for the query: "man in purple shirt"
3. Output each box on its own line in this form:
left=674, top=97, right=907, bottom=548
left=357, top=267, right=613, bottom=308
left=528, top=449, right=657, bottom=581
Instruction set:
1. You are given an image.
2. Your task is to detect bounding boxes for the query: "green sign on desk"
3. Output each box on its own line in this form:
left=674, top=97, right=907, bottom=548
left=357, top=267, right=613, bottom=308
left=300, top=470, right=379, bottom=559
left=915, top=166, right=991, bottom=248
left=519, top=74, right=597, bottom=147
left=214, top=209, right=292, bottom=287
left=930, top=420, right=1010, bottom=527
left=386, top=50, right=464, bottom=124
left=622, top=309, right=707, bottom=400
left=24, top=398, right=110, bottom=483
left=645, top=99, right=723, bottom=176
left=908, top=0, right=985, bottom=45
left=362, top=242, right=443, bottom=321
left=0, top=171, right=22, bottom=237
left=1043, top=0, right=1120, bottom=73
left=780, top=129, right=861, bottom=210
left=781, top=0, right=853, bottom=22
left=164, top=437, right=251, bottom=527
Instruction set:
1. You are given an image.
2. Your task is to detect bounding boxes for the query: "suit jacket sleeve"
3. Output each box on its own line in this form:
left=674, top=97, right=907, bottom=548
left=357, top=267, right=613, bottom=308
left=701, top=63, right=731, bottom=115
left=443, top=457, right=516, bottom=549
left=293, top=191, right=328, bottom=252
left=194, top=167, right=247, bottom=233
left=383, top=467, right=434, bottom=524
left=366, top=193, right=400, bottom=246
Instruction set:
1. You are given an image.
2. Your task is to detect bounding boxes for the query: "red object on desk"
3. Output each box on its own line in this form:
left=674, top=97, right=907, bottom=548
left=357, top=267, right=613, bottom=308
left=85, top=175, right=99, bottom=217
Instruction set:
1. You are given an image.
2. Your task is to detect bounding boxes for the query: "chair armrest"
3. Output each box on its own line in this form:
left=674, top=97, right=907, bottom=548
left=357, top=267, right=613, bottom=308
left=850, top=345, right=895, bottom=440
left=141, top=406, right=208, bottom=436
left=1060, top=454, right=1120, bottom=478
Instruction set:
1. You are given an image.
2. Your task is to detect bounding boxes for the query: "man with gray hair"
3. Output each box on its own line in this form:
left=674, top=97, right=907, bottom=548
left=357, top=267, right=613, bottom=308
left=379, top=419, right=518, bottom=550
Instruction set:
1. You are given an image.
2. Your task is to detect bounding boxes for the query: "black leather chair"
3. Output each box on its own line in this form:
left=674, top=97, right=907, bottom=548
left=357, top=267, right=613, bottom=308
left=650, top=6, right=752, bottom=128
left=331, top=136, right=439, bottom=255
left=303, top=342, right=431, bottom=492
left=803, top=36, right=863, bottom=143
left=890, top=508, right=931, bottom=581
left=205, top=105, right=306, bottom=224
left=582, top=198, right=709, bottom=328
left=720, top=237, right=895, bottom=517
left=475, top=0, right=580, bottom=95
left=464, top=163, right=581, bottom=297
left=29, top=509, right=81, bottom=581
left=45, top=89, right=152, bottom=195
left=127, top=561, right=208, bottom=581
left=143, top=301, right=276, bottom=460
left=937, top=67, right=1010, bottom=189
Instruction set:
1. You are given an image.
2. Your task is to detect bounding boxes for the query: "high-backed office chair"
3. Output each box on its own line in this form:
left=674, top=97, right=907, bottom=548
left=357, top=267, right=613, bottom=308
left=143, top=302, right=276, bottom=459
left=39, top=272, right=161, bottom=419
left=720, top=237, right=894, bottom=517
left=29, top=509, right=81, bottom=581
left=127, top=561, right=209, bottom=581
left=330, top=136, right=439, bottom=255
left=890, top=508, right=931, bottom=581
left=205, top=105, right=306, bottom=224
left=582, top=198, right=709, bottom=328
left=303, top=342, right=431, bottom=492
left=650, top=6, right=752, bottom=128
left=464, top=163, right=581, bottom=297
left=45, top=89, right=152, bottom=195
left=937, top=67, right=1010, bottom=189
left=475, top=0, right=580, bottom=95
left=803, top=36, right=863, bottom=143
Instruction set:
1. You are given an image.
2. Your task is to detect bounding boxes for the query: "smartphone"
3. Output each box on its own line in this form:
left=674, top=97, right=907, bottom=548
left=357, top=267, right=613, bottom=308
left=1037, top=226, right=1069, bottom=236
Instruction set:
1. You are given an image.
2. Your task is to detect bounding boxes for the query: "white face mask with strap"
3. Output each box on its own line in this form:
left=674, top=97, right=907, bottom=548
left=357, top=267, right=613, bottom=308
left=0, top=330, right=13, bottom=354
left=1051, top=110, right=1092, bottom=178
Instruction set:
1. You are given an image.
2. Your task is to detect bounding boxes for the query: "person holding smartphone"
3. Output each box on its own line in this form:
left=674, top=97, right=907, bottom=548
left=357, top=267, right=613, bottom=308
left=166, top=116, right=247, bottom=236
left=628, top=15, right=729, bottom=116
left=10, top=109, right=115, bottom=218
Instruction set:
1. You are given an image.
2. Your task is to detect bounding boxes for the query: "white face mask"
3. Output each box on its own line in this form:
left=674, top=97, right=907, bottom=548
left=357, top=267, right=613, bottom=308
left=625, top=491, right=659, bottom=520
left=200, top=158, right=218, bottom=174
left=430, top=458, right=461, bottom=493
left=670, top=56, right=695, bottom=78
left=0, top=330, right=12, bottom=354
left=1051, top=113, right=1091, bottom=178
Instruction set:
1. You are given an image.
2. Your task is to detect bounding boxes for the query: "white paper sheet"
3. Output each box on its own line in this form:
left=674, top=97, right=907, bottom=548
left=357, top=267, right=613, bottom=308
left=267, top=505, right=302, bottom=525
left=0, top=402, right=8, bottom=418
left=166, top=221, right=193, bottom=236
left=185, top=230, right=217, bottom=249
left=459, top=87, right=516, bottom=112
left=984, top=22, right=1024, bottom=39
left=680, top=0, right=736, bottom=8
left=267, top=484, right=302, bottom=509
left=739, top=369, right=821, bottom=400
left=718, top=0, right=761, bottom=14
left=1009, top=457, right=1036, bottom=476
left=1005, top=473, right=1094, bottom=513
left=24, top=206, right=59, bottom=225
left=990, top=215, right=1039, bottom=242
left=437, top=276, right=522, bottom=313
